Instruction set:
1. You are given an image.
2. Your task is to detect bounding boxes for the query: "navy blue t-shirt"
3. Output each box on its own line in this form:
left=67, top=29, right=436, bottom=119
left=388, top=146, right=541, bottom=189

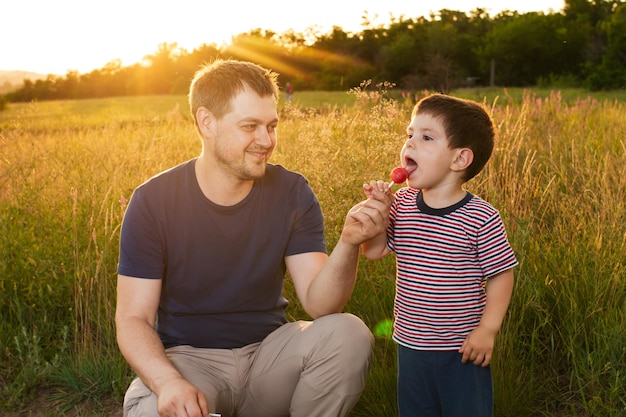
left=117, top=159, right=327, bottom=349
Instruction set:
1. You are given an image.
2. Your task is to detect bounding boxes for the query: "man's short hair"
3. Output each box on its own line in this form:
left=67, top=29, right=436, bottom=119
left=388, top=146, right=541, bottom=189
left=189, top=59, right=280, bottom=124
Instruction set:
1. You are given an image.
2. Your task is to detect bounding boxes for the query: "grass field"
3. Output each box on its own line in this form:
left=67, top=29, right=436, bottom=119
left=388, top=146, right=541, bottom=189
left=1, top=86, right=625, bottom=416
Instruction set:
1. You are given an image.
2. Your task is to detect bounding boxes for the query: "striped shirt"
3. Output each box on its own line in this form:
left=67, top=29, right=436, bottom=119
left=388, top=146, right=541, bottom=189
left=387, top=188, right=518, bottom=351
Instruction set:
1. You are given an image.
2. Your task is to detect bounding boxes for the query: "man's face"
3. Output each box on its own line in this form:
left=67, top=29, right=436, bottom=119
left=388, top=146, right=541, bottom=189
left=211, top=87, right=278, bottom=180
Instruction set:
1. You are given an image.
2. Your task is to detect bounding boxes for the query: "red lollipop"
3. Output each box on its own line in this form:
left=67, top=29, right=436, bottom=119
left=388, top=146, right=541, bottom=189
left=389, top=166, right=408, bottom=187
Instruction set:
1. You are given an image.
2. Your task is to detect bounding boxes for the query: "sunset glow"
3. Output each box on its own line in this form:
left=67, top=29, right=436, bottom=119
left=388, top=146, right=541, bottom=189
left=3, top=0, right=564, bottom=75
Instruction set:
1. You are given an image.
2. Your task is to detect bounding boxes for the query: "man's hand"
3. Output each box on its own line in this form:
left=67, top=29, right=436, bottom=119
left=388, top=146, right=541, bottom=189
left=343, top=184, right=393, bottom=246
left=155, top=376, right=209, bottom=417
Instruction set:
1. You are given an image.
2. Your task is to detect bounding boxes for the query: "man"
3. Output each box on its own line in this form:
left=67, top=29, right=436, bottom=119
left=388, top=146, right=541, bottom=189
left=115, top=59, right=390, bottom=417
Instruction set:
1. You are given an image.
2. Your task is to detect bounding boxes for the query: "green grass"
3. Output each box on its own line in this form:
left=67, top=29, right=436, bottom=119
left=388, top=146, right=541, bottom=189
left=1, top=87, right=625, bottom=416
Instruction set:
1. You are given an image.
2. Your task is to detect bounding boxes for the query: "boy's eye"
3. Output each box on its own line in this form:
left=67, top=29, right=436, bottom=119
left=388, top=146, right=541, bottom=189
left=422, top=135, right=433, bottom=141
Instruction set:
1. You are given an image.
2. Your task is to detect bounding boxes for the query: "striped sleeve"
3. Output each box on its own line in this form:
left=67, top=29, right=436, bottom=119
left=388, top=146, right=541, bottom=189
left=474, top=206, right=518, bottom=278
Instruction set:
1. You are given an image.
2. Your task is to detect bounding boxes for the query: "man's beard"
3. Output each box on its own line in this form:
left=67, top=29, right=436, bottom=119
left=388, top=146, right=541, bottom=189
left=214, top=147, right=268, bottom=181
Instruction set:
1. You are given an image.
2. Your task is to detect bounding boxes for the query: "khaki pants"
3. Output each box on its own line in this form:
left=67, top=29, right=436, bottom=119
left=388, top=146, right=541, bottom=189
left=123, top=313, right=374, bottom=417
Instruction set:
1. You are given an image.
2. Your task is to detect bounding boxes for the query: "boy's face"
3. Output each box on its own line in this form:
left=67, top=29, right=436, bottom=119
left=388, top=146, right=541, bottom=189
left=401, top=112, right=464, bottom=191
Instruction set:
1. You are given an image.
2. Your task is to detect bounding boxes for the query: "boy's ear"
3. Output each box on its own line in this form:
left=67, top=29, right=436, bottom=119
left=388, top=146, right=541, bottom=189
left=451, top=148, right=474, bottom=172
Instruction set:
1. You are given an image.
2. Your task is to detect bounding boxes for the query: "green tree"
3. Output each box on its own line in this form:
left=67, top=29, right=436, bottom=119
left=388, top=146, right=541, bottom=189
left=376, top=18, right=428, bottom=86
left=421, top=9, right=490, bottom=90
left=311, top=26, right=377, bottom=90
left=481, top=12, right=581, bottom=86
left=585, top=3, right=626, bottom=89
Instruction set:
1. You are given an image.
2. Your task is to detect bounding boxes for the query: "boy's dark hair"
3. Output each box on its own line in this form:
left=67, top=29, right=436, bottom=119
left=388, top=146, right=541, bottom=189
left=189, top=59, right=279, bottom=127
left=413, top=94, right=495, bottom=181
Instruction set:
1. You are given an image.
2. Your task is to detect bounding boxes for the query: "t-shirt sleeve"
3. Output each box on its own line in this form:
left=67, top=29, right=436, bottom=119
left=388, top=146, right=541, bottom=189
left=477, top=212, right=518, bottom=278
left=117, top=186, right=165, bottom=279
left=386, top=199, right=398, bottom=253
left=285, top=177, right=327, bottom=256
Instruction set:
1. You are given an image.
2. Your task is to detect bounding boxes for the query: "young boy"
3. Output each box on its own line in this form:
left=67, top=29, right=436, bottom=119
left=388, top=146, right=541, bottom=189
left=362, top=94, right=518, bottom=417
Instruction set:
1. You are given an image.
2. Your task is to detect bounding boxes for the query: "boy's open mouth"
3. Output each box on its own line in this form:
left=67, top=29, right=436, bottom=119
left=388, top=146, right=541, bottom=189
left=403, top=157, right=418, bottom=176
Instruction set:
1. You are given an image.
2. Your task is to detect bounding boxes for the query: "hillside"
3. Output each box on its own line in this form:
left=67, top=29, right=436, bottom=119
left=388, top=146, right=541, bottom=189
left=0, top=70, right=49, bottom=94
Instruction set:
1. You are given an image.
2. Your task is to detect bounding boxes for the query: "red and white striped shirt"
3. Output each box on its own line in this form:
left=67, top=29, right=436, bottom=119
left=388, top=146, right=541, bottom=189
left=387, top=188, right=518, bottom=350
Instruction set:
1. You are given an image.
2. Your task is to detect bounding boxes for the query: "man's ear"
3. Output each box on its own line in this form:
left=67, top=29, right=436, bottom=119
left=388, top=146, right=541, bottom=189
left=196, top=106, right=214, bottom=137
left=451, top=148, right=474, bottom=172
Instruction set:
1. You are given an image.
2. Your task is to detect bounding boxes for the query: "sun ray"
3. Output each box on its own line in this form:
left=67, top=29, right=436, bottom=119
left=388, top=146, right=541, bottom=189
left=226, top=34, right=368, bottom=81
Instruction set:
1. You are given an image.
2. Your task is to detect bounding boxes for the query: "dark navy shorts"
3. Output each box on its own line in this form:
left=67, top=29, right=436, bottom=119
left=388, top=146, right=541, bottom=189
left=397, top=345, right=493, bottom=417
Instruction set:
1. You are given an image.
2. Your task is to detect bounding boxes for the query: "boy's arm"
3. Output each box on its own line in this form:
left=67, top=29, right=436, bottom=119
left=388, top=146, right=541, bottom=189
left=361, top=231, right=390, bottom=260
left=459, top=268, right=515, bottom=367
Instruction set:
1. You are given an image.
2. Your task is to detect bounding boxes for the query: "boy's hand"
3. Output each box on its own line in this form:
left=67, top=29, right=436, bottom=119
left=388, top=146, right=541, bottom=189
left=459, top=325, right=497, bottom=367
left=357, top=180, right=394, bottom=260
left=363, top=180, right=394, bottom=201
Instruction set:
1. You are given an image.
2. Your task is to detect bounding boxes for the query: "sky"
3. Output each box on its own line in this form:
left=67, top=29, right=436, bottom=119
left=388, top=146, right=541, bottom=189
left=2, top=0, right=565, bottom=75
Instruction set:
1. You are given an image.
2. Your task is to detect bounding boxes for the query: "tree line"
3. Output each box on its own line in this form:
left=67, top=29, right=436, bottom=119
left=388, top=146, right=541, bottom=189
left=4, top=0, right=626, bottom=103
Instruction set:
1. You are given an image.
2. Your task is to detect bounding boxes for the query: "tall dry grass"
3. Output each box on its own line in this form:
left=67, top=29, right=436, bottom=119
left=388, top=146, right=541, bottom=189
left=0, top=88, right=624, bottom=415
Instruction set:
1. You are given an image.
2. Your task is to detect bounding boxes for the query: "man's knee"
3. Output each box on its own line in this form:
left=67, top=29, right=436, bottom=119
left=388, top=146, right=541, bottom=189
left=318, top=312, right=373, bottom=337
left=315, top=313, right=374, bottom=361
left=123, top=377, right=158, bottom=417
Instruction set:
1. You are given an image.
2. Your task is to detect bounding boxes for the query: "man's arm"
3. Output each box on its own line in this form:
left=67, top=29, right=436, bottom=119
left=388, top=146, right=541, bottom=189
left=115, top=275, right=209, bottom=417
left=287, top=192, right=391, bottom=318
